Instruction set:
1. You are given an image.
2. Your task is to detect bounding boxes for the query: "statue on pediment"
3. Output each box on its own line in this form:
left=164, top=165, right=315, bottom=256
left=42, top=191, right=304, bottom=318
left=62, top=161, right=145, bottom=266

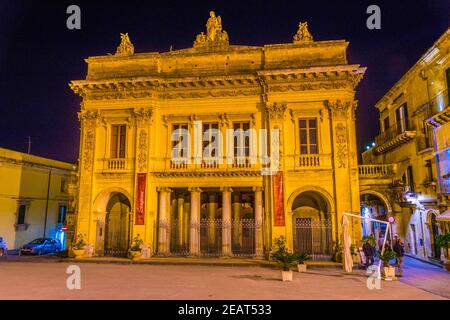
left=194, top=11, right=229, bottom=48
left=293, top=22, right=313, bottom=44
left=115, top=33, right=134, bottom=56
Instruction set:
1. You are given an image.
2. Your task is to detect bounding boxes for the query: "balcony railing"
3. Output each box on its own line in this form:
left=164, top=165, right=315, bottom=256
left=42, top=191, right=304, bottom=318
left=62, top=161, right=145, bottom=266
left=167, top=156, right=260, bottom=172
left=375, top=119, right=417, bottom=153
left=358, top=164, right=396, bottom=177
left=99, top=158, right=132, bottom=173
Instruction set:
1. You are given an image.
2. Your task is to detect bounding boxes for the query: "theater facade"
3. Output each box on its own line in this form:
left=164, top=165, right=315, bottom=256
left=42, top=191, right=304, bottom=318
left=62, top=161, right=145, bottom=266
left=69, top=12, right=366, bottom=259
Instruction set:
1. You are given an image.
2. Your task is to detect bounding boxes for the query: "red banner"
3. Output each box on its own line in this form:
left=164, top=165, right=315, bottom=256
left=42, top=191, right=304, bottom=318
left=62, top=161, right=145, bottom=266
left=135, top=173, right=146, bottom=225
left=273, top=171, right=285, bottom=226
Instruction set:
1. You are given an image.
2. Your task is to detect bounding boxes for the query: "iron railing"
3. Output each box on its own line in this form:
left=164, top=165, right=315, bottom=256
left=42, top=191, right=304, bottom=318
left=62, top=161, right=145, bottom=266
left=293, top=218, right=332, bottom=261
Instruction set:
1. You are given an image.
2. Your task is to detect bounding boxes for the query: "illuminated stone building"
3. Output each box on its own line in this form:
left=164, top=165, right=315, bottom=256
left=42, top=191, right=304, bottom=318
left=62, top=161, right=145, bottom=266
left=0, top=148, right=75, bottom=250
left=361, top=28, right=450, bottom=263
left=70, top=12, right=366, bottom=259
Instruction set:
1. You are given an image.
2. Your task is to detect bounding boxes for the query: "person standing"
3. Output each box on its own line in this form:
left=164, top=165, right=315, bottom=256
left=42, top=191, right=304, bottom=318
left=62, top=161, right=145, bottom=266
left=393, top=239, right=405, bottom=277
left=363, top=240, right=375, bottom=268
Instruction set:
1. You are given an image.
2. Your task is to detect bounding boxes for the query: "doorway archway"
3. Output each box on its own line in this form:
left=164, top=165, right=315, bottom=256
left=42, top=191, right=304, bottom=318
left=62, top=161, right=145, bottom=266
left=291, top=191, right=332, bottom=260
left=104, top=193, right=131, bottom=257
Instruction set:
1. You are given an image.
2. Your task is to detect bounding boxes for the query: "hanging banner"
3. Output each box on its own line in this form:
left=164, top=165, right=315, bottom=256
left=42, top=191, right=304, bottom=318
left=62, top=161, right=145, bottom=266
left=273, top=171, right=285, bottom=226
left=135, top=173, right=146, bottom=225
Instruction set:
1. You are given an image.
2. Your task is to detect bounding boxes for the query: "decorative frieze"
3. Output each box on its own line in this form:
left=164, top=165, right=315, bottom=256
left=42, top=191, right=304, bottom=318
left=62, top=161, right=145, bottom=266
left=266, top=103, right=287, bottom=121
left=137, top=130, right=148, bottom=172
left=326, top=99, right=356, bottom=119
left=82, top=129, right=95, bottom=170
left=335, top=123, right=348, bottom=168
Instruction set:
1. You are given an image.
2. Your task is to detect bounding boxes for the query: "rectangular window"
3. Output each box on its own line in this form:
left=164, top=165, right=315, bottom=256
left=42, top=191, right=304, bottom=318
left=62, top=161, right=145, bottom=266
left=110, top=124, right=127, bottom=158
left=395, top=103, right=408, bottom=133
left=58, top=205, right=67, bottom=224
left=403, top=165, right=415, bottom=192
left=17, top=205, right=26, bottom=225
left=383, top=116, right=390, bottom=132
left=203, top=123, right=219, bottom=158
left=299, top=119, right=318, bottom=154
left=172, top=124, right=189, bottom=158
left=425, top=160, right=434, bottom=182
left=233, top=122, right=250, bottom=157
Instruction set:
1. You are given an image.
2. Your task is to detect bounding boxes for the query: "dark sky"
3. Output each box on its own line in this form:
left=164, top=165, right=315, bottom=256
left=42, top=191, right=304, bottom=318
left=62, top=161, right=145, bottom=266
left=0, top=0, right=449, bottom=163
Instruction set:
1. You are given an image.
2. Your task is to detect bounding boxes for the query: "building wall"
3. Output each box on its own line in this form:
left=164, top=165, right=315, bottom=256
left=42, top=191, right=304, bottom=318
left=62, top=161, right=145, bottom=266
left=0, top=148, right=74, bottom=249
left=70, top=17, right=365, bottom=258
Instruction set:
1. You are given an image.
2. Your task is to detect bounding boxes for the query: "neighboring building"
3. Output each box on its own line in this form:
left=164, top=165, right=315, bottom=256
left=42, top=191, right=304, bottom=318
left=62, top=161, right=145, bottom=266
left=69, top=13, right=366, bottom=259
left=361, top=28, right=450, bottom=263
left=0, top=148, right=75, bottom=250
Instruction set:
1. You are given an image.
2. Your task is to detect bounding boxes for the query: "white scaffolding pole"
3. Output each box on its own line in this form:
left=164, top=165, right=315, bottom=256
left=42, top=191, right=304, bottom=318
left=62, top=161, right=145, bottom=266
left=343, top=212, right=391, bottom=278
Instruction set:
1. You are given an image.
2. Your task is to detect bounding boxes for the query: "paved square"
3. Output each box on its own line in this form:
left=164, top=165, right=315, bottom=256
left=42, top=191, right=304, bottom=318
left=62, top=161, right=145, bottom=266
left=0, top=258, right=448, bottom=300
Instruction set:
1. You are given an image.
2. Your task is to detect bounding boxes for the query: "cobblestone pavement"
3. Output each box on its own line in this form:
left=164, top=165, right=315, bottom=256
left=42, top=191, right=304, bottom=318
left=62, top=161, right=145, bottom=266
left=397, top=256, right=450, bottom=299
left=0, top=260, right=447, bottom=300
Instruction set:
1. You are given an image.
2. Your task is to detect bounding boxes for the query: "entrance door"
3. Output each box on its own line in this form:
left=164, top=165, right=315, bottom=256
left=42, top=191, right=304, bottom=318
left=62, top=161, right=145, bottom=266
left=430, top=213, right=441, bottom=259
left=104, top=193, right=131, bottom=257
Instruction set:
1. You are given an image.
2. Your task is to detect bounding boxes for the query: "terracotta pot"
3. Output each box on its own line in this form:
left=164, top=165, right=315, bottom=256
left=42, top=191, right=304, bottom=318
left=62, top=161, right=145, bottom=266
left=73, top=249, right=85, bottom=259
left=297, top=264, right=307, bottom=272
left=383, top=266, right=396, bottom=280
left=281, top=270, right=293, bottom=282
left=130, top=250, right=142, bottom=261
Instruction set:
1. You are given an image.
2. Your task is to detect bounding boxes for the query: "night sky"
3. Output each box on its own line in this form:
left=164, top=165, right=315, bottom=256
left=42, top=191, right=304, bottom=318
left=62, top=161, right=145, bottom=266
left=0, top=0, right=449, bottom=163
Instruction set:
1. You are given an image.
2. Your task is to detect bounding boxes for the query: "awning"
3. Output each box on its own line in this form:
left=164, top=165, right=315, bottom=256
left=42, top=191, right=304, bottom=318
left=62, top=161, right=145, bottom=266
left=393, top=162, right=409, bottom=181
left=437, top=209, right=450, bottom=222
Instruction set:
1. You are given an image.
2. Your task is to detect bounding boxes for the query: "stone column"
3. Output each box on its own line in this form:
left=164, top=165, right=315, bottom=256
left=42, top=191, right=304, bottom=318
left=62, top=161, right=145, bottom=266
left=221, top=187, right=233, bottom=256
left=208, top=193, right=217, bottom=247
left=157, top=187, right=171, bottom=255
left=232, top=193, right=242, bottom=247
left=253, top=186, right=264, bottom=258
left=177, top=194, right=185, bottom=247
left=183, top=200, right=191, bottom=247
left=189, top=187, right=202, bottom=255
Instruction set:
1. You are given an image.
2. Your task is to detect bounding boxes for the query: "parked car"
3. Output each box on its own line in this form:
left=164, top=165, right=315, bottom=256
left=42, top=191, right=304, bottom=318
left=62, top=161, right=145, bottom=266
left=20, top=238, right=61, bottom=255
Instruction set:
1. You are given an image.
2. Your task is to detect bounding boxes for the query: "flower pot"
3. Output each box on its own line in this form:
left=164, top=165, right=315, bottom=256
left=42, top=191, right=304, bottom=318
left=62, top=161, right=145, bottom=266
left=281, top=270, right=293, bottom=282
left=383, top=266, right=396, bottom=280
left=297, top=263, right=307, bottom=272
left=130, top=250, right=142, bottom=261
left=73, top=249, right=85, bottom=259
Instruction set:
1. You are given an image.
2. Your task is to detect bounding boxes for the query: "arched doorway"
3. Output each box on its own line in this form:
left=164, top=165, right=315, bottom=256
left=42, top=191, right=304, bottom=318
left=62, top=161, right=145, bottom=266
left=104, top=193, right=131, bottom=257
left=360, top=193, right=388, bottom=242
left=428, top=211, right=441, bottom=260
left=292, top=191, right=332, bottom=260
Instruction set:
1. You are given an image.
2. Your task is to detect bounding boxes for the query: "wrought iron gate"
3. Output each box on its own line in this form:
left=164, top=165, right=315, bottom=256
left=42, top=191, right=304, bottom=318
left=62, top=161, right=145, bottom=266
left=294, top=218, right=332, bottom=261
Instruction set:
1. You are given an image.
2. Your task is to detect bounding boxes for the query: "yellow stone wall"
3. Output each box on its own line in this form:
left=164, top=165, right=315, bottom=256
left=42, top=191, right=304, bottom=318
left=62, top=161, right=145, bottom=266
left=70, top=15, right=366, bottom=257
left=0, top=148, right=74, bottom=249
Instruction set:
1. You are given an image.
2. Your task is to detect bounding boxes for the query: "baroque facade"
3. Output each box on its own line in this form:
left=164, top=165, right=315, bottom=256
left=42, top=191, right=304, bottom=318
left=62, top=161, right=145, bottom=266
left=361, top=28, right=450, bottom=263
left=70, top=12, right=365, bottom=259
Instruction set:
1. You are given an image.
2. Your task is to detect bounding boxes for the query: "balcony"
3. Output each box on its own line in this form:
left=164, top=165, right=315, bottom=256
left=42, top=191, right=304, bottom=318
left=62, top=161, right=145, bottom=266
left=166, top=156, right=260, bottom=173
left=292, top=154, right=332, bottom=170
left=375, top=119, right=417, bottom=153
left=358, top=164, right=396, bottom=178
left=98, top=158, right=133, bottom=173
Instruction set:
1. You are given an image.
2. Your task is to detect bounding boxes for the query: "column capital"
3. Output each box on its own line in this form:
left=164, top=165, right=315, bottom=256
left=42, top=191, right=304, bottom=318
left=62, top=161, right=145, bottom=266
left=252, top=186, right=264, bottom=192
left=220, top=186, right=233, bottom=193
left=188, top=187, right=202, bottom=193
left=157, top=186, right=172, bottom=193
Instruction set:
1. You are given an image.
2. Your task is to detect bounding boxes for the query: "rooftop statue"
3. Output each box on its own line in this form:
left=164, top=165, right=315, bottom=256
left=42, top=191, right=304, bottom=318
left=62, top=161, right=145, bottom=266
left=293, top=22, right=314, bottom=44
left=194, top=11, right=229, bottom=48
left=115, top=33, right=135, bottom=55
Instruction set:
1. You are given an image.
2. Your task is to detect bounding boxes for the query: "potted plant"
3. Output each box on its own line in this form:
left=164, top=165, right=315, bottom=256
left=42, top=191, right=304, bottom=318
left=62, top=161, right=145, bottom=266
left=350, top=244, right=360, bottom=264
left=72, top=233, right=86, bottom=259
left=332, top=241, right=343, bottom=263
left=378, top=248, right=397, bottom=280
left=435, top=233, right=450, bottom=271
left=270, top=236, right=299, bottom=282
left=363, top=235, right=376, bottom=248
left=129, top=234, right=144, bottom=261
left=296, top=252, right=311, bottom=272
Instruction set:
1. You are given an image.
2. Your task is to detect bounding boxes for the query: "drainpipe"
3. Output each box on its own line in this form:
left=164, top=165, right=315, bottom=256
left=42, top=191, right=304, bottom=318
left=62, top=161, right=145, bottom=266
left=43, top=169, right=52, bottom=238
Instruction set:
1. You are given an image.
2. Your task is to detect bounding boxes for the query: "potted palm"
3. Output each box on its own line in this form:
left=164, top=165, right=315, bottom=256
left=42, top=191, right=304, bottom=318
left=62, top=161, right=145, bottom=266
left=296, top=252, right=311, bottom=272
left=72, top=233, right=86, bottom=259
left=378, top=248, right=397, bottom=280
left=129, top=234, right=144, bottom=261
left=332, top=241, right=343, bottom=263
left=435, top=233, right=450, bottom=271
left=270, top=236, right=299, bottom=282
